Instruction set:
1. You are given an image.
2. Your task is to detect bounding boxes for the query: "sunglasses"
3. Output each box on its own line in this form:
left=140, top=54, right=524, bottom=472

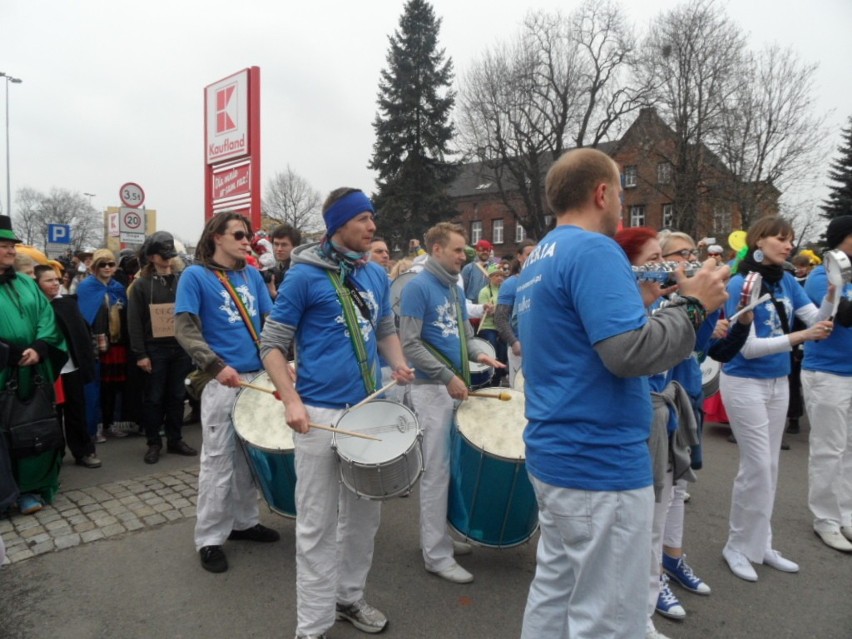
left=97, top=261, right=117, bottom=268
left=662, top=249, right=699, bottom=259
left=226, top=230, right=253, bottom=242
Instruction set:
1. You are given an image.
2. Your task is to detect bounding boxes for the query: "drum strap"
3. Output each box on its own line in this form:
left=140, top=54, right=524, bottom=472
left=422, top=287, right=471, bottom=386
left=214, top=270, right=261, bottom=349
left=326, top=271, right=376, bottom=395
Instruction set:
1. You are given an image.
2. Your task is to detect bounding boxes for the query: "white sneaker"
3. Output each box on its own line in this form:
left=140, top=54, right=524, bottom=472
left=427, top=562, right=474, bottom=584
left=841, top=526, right=852, bottom=543
left=763, top=549, right=799, bottom=573
left=723, top=546, right=758, bottom=582
left=453, top=540, right=472, bottom=556
left=815, top=530, right=852, bottom=552
left=646, top=619, right=672, bottom=639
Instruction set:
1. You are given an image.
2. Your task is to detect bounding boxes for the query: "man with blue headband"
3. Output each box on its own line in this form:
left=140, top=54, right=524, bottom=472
left=261, top=188, right=414, bottom=639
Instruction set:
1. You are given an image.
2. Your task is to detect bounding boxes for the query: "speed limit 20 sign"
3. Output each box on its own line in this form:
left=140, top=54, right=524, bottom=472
left=119, top=207, right=146, bottom=244
left=119, top=182, right=145, bottom=208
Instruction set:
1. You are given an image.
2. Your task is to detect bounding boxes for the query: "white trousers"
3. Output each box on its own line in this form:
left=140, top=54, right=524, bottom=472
left=648, top=470, right=674, bottom=617
left=720, top=373, right=788, bottom=562
left=802, top=370, right=852, bottom=532
left=508, top=347, right=522, bottom=389
left=408, top=384, right=456, bottom=572
left=521, top=477, right=653, bottom=639
left=194, top=376, right=260, bottom=550
left=294, top=405, right=381, bottom=637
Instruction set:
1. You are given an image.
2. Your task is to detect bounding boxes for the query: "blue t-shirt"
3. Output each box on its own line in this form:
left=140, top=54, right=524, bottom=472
left=670, top=308, right=720, bottom=402
left=517, top=225, right=652, bottom=492
left=722, top=271, right=812, bottom=379
left=175, top=265, right=273, bottom=373
left=803, top=265, right=852, bottom=376
left=269, top=260, right=391, bottom=409
left=497, top=274, right=520, bottom=335
left=400, top=269, right=469, bottom=381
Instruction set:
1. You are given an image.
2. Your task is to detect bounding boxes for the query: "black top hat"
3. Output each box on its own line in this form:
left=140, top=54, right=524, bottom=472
left=0, top=215, right=22, bottom=243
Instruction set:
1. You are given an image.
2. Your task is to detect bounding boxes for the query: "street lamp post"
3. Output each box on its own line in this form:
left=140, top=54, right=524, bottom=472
left=0, top=72, right=23, bottom=219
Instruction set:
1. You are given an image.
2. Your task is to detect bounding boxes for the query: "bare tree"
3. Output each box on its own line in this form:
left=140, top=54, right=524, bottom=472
left=637, top=0, right=746, bottom=237
left=457, top=1, right=643, bottom=239
left=715, top=45, right=829, bottom=229
left=13, top=187, right=102, bottom=250
left=262, top=166, right=322, bottom=234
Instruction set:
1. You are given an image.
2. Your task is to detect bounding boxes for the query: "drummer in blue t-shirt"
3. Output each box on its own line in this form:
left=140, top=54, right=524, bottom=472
left=515, top=148, right=729, bottom=639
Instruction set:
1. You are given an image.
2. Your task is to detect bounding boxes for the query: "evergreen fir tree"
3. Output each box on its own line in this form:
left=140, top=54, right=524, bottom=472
left=821, top=116, right=852, bottom=219
left=369, top=0, right=457, bottom=250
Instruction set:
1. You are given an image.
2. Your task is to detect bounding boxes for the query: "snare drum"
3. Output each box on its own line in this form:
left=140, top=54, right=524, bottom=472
left=449, top=389, right=538, bottom=547
left=231, top=372, right=297, bottom=518
left=469, top=337, right=496, bottom=389
left=700, top=357, right=721, bottom=398
left=333, top=400, right=423, bottom=500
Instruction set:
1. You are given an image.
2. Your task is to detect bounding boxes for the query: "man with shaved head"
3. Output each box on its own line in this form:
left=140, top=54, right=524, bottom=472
left=516, top=148, right=730, bottom=639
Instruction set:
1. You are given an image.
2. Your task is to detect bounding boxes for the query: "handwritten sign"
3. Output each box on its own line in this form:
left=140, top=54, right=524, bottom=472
left=150, top=303, right=176, bottom=338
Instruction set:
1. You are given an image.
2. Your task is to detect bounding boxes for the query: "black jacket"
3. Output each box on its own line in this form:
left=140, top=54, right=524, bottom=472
left=51, top=295, right=97, bottom=384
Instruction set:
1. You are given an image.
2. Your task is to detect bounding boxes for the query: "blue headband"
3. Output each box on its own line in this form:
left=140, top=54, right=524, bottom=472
left=323, top=191, right=376, bottom=237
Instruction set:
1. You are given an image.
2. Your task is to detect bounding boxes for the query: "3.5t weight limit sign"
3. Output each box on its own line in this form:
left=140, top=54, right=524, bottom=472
left=119, top=182, right=145, bottom=208
left=119, top=207, right=146, bottom=244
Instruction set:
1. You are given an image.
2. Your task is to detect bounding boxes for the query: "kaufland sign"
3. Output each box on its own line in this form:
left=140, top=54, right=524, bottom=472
left=205, top=70, right=250, bottom=164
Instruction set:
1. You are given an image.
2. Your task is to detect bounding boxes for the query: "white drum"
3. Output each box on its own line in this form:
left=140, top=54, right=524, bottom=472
left=469, top=337, right=496, bottom=389
left=333, top=400, right=423, bottom=500
left=700, top=357, right=721, bottom=398
left=390, top=271, right=417, bottom=317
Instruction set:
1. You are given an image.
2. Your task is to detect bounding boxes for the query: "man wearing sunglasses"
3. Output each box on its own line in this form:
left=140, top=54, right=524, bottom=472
left=175, top=212, right=278, bottom=575
left=261, top=188, right=414, bottom=639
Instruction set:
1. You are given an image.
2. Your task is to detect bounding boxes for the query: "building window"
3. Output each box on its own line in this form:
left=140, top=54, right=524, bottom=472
left=515, top=222, right=526, bottom=243
left=471, top=221, right=482, bottom=244
left=630, top=205, right=646, bottom=227
left=623, top=165, right=638, bottom=188
left=493, top=219, right=504, bottom=244
left=657, top=162, right=672, bottom=184
left=713, top=209, right=731, bottom=236
left=662, top=204, right=674, bottom=228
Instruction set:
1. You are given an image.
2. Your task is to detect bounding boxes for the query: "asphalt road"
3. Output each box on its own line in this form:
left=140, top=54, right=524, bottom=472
left=1, top=417, right=850, bottom=639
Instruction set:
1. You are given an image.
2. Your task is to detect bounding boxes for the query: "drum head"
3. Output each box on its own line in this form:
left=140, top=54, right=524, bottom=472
left=335, top=400, right=419, bottom=464
left=390, top=271, right=417, bottom=316
left=232, top=371, right=295, bottom=451
left=824, top=249, right=852, bottom=288
left=455, top=389, right=527, bottom=460
left=700, top=358, right=721, bottom=398
left=469, top=337, right=496, bottom=375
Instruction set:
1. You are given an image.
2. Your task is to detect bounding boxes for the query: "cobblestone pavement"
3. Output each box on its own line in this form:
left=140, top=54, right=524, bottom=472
left=1, top=467, right=198, bottom=565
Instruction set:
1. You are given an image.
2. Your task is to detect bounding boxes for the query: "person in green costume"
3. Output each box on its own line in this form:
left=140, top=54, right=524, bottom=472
left=0, top=215, right=67, bottom=514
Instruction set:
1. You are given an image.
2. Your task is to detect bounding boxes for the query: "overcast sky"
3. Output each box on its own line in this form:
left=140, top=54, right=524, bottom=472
left=2, top=0, right=850, bottom=245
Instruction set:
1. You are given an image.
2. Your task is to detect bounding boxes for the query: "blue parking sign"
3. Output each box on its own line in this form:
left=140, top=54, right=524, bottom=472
left=48, top=224, right=72, bottom=244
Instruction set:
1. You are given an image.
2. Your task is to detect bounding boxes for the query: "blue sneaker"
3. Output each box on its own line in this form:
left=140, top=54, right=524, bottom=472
left=663, top=553, right=711, bottom=594
left=18, top=493, right=44, bottom=515
left=656, top=575, right=686, bottom=620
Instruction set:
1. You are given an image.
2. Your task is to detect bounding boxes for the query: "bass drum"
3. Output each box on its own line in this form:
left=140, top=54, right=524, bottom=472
left=449, top=389, right=538, bottom=548
left=700, top=357, right=721, bottom=399
left=231, top=371, right=297, bottom=518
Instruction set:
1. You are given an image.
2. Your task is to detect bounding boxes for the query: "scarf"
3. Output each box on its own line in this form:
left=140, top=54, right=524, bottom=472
left=737, top=251, right=784, bottom=284
left=424, top=256, right=460, bottom=288
left=319, top=236, right=369, bottom=280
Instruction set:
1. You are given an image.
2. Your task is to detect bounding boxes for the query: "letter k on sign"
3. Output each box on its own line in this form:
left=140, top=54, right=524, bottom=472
left=216, top=84, right=237, bottom=133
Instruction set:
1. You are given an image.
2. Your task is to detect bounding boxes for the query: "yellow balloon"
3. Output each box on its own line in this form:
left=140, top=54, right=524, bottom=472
left=728, top=230, right=747, bottom=252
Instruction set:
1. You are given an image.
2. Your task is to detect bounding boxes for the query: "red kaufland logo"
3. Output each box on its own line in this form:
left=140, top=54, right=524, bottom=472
left=216, top=84, right=237, bottom=134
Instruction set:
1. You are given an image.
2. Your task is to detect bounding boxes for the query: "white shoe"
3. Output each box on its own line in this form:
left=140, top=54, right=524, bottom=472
left=841, top=526, right=852, bottom=543
left=427, top=562, right=474, bottom=584
left=763, top=549, right=799, bottom=573
left=723, top=546, right=758, bottom=582
left=815, top=530, right=852, bottom=552
left=453, top=540, right=472, bottom=556
left=645, top=620, right=672, bottom=639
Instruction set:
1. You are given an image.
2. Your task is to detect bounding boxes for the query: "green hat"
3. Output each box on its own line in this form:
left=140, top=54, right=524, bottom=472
left=487, top=263, right=503, bottom=276
left=0, top=215, right=22, bottom=243
left=464, top=246, right=475, bottom=261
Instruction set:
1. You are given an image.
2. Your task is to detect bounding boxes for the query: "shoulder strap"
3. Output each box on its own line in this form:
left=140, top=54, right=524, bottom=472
left=214, top=270, right=261, bottom=349
left=451, top=286, right=471, bottom=386
left=326, top=271, right=376, bottom=396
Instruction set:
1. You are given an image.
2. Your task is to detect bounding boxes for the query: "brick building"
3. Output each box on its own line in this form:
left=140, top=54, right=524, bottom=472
left=450, top=108, right=779, bottom=254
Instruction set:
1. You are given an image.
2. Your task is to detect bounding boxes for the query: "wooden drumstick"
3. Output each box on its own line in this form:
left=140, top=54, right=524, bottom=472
left=308, top=422, right=382, bottom=442
left=468, top=390, right=513, bottom=401
left=350, top=380, right=398, bottom=411
left=238, top=381, right=382, bottom=441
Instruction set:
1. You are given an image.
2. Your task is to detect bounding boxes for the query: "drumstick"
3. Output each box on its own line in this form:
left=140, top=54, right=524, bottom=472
left=728, top=293, right=771, bottom=322
left=468, top=390, right=513, bottom=401
left=237, top=381, right=382, bottom=441
left=350, top=380, right=398, bottom=411
left=308, top=422, right=382, bottom=441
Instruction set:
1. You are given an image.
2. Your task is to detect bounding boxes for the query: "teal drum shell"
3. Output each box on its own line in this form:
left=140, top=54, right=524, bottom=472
left=448, top=390, right=538, bottom=548
left=231, top=372, right=297, bottom=518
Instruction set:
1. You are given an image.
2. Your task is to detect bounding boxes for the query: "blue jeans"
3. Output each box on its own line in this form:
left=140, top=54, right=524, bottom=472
left=141, top=343, right=193, bottom=446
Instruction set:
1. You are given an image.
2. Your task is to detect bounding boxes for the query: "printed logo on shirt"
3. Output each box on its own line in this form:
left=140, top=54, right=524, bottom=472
left=762, top=297, right=792, bottom=337
left=432, top=299, right=459, bottom=338
left=335, top=290, right=380, bottom=344
left=217, top=284, right=258, bottom=324
left=523, top=241, right=556, bottom=269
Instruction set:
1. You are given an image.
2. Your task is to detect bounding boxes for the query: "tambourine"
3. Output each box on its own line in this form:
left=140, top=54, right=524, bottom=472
left=824, top=249, right=851, bottom=320
left=633, top=262, right=700, bottom=285
left=728, top=271, right=769, bottom=322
